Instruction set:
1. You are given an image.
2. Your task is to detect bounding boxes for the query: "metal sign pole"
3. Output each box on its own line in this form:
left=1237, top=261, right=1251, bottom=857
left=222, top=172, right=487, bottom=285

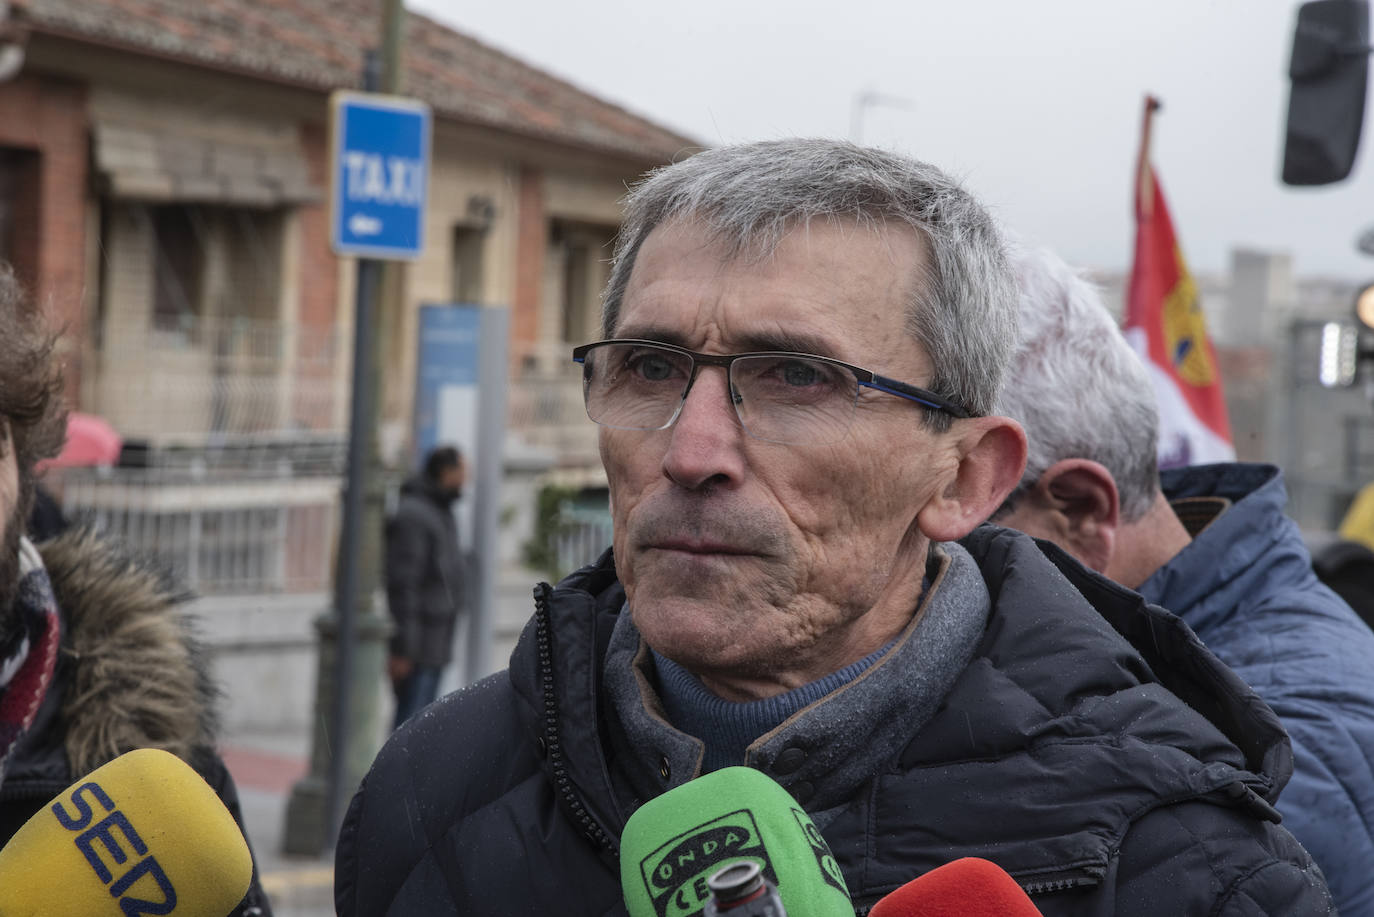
left=466, top=306, right=509, bottom=682
left=286, top=0, right=428, bottom=853
left=324, top=252, right=378, bottom=845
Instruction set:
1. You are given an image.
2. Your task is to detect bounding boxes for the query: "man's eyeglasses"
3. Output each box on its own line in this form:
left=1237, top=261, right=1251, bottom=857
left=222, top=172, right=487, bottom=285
left=571, top=339, right=972, bottom=446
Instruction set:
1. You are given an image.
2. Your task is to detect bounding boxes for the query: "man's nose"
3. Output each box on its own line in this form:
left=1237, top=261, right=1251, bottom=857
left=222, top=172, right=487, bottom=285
left=660, top=365, right=747, bottom=490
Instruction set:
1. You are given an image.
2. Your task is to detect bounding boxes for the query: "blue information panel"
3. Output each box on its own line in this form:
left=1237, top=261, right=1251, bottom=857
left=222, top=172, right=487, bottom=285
left=411, top=303, right=489, bottom=564
left=411, top=304, right=481, bottom=469
left=330, top=91, right=431, bottom=259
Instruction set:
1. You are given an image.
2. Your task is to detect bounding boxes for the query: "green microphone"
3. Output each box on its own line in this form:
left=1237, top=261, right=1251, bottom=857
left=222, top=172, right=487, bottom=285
left=619, top=766, right=853, bottom=917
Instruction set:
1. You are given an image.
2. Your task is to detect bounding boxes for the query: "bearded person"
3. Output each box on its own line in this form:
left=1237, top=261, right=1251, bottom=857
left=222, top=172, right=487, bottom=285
left=0, top=264, right=271, bottom=915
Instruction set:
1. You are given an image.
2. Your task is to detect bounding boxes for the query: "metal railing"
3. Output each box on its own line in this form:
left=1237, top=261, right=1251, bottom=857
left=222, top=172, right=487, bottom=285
left=50, top=452, right=341, bottom=596
left=552, top=505, right=614, bottom=576
left=506, top=363, right=600, bottom=464
left=94, top=320, right=607, bottom=458
left=58, top=325, right=615, bottom=595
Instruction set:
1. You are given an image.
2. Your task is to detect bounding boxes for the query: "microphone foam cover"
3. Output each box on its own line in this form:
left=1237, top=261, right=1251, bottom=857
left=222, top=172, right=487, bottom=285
left=0, top=747, right=253, bottom=916
left=869, top=857, right=1044, bottom=917
left=620, top=765, right=851, bottom=917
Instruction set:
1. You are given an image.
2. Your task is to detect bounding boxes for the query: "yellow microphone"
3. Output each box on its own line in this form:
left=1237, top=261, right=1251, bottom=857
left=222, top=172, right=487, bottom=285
left=0, top=747, right=253, bottom=916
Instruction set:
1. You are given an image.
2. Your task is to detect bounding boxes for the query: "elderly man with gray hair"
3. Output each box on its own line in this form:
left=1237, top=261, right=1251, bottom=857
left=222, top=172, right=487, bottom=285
left=336, top=140, right=1332, bottom=916
left=994, top=240, right=1374, bottom=915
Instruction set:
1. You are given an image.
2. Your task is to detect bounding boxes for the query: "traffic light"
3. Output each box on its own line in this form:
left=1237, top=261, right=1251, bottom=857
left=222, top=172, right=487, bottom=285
left=1282, top=0, right=1370, bottom=186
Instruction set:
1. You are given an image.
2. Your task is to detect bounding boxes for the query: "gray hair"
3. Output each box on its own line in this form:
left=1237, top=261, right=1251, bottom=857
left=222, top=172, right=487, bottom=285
left=600, top=138, right=1018, bottom=427
left=995, top=241, right=1160, bottom=522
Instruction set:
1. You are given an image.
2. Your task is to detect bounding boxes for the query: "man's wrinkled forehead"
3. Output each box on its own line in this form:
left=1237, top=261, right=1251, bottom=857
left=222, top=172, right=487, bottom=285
left=637, top=210, right=929, bottom=265
left=615, top=215, right=930, bottom=341
left=611, top=322, right=846, bottom=362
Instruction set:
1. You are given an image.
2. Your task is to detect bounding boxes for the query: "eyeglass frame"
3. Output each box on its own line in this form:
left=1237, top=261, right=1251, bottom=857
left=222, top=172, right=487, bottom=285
left=570, top=339, right=974, bottom=437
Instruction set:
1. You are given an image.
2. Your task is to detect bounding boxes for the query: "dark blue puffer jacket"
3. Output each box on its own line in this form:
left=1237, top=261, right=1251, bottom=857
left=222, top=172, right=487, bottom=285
left=337, top=527, right=1333, bottom=916
left=1145, top=462, right=1374, bottom=916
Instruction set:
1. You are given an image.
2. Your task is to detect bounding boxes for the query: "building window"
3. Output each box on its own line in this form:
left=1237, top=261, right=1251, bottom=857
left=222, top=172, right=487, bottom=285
left=561, top=238, right=589, bottom=343
left=452, top=226, right=485, bottom=303
left=143, top=204, right=284, bottom=337
left=0, top=149, right=18, bottom=265
left=552, top=221, right=614, bottom=346
left=152, top=205, right=205, bottom=333
left=0, top=147, right=40, bottom=289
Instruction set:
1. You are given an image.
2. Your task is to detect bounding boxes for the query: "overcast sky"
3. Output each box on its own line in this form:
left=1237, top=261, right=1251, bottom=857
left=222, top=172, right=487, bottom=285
left=412, top=0, right=1374, bottom=282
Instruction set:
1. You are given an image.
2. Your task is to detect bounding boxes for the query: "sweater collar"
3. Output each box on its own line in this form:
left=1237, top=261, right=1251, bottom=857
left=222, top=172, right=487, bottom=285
left=650, top=638, right=897, bottom=774
left=604, top=543, right=991, bottom=814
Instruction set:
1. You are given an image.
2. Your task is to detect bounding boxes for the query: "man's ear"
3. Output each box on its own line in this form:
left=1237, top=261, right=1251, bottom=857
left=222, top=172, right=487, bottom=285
left=917, top=416, right=1028, bottom=543
left=1027, top=458, right=1121, bottom=573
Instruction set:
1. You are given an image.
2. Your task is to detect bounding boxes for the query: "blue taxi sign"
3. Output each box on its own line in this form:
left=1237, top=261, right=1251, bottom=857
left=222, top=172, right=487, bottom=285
left=330, top=91, right=431, bottom=259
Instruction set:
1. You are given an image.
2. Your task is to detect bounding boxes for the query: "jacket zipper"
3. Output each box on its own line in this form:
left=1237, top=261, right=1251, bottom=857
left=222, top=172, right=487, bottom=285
left=0, top=779, right=70, bottom=804
left=534, top=582, right=619, bottom=859
left=850, top=865, right=1104, bottom=914
left=1019, top=867, right=1106, bottom=895
left=531, top=580, right=1113, bottom=902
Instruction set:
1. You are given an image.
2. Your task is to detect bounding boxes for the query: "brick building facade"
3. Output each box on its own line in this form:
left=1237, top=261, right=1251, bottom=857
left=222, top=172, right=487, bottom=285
left=0, top=0, right=695, bottom=458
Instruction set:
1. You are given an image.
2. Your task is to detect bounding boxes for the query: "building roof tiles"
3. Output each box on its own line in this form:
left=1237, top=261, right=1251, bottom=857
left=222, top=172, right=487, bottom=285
left=11, top=0, right=699, bottom=162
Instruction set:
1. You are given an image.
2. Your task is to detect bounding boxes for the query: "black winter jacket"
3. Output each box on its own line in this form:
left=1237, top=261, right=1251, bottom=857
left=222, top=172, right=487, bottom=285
left=0, top=531, right=271, bottom=916
left=336, top=526, right=1332, bottom=916
left=384, top=477, right=466, bottom=669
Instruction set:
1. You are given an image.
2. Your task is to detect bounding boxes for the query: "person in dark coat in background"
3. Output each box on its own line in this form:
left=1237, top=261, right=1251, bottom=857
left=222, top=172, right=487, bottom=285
left=336, top=140, right=1333, bottom=916
left=0, top=264, right=271, bottom=915
left=384, top=444, right=467, bottom=729
left=993, top=241, right=1374, bottom=916
left=1312, top=537, right=1374, bottom=631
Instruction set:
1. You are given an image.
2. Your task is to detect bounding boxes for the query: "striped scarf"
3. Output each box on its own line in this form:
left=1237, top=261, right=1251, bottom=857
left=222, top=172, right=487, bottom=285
left=0, top=538, right=61, bottom=783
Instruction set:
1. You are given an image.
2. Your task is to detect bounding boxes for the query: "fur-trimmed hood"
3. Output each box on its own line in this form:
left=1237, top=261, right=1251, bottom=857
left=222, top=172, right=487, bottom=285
left=38, top=527, right=219, bottom=775
left=1, top=530, right=272, bottom=917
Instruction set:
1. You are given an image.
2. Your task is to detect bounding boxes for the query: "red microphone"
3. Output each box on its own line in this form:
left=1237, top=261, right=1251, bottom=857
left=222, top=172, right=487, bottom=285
left=869, top=858, right=1044, bottom=916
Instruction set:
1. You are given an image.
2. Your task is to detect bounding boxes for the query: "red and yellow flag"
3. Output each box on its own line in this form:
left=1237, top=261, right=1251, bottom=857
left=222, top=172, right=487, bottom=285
left=1122, top=96, right=1234, bottom=468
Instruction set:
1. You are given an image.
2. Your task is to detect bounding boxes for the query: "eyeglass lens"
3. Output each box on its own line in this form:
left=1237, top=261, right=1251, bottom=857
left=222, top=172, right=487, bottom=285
left=580, top=342, right=860, bottom=444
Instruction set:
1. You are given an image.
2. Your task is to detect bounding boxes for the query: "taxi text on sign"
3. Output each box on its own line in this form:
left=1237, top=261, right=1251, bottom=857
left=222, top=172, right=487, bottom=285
left=330, top=91, right=432, bottom=259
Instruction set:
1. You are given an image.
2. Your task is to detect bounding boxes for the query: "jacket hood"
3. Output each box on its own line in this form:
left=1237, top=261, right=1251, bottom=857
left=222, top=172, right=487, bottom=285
left=400, top=475, right=435, bottom=501
left=400, top=474, right=457, bottom=509
left=37, top=528, right=218, bottom=776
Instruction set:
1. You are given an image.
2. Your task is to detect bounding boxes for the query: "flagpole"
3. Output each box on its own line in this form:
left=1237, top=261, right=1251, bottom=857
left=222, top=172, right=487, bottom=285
left=1136, top=95, right=1162, bottom=221
left=1125, top=92, right=1236, bottom=464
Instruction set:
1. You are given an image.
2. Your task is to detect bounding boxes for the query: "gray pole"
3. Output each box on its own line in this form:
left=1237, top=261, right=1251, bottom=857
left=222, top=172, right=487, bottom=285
left=323, top=0, right=406, bottom=840
left=849, top=88, right=915, bottom=143
left=283, top=10, right=401, bottom=854
left=465, top=307, right=509, bottom=682
left=324, top=253, right=378, bottom=840
left=380, top=0, right=404, bottom=97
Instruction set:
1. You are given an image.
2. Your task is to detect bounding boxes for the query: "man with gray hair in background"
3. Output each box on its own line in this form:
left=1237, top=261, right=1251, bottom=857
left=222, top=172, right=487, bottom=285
left=994, top=241, right=1374, bottom=915
left=336, top=140, right=1332, bottom=915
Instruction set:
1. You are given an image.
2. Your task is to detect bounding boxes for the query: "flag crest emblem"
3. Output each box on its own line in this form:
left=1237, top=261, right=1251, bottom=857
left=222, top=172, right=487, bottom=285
left=1160, top=248, right=1216, bottom=387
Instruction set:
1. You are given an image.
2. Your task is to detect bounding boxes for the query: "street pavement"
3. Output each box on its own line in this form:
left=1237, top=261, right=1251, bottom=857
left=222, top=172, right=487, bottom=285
left=223, top=734, right=336, bottom=917
left=218, top=564, right=540, bottom=916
